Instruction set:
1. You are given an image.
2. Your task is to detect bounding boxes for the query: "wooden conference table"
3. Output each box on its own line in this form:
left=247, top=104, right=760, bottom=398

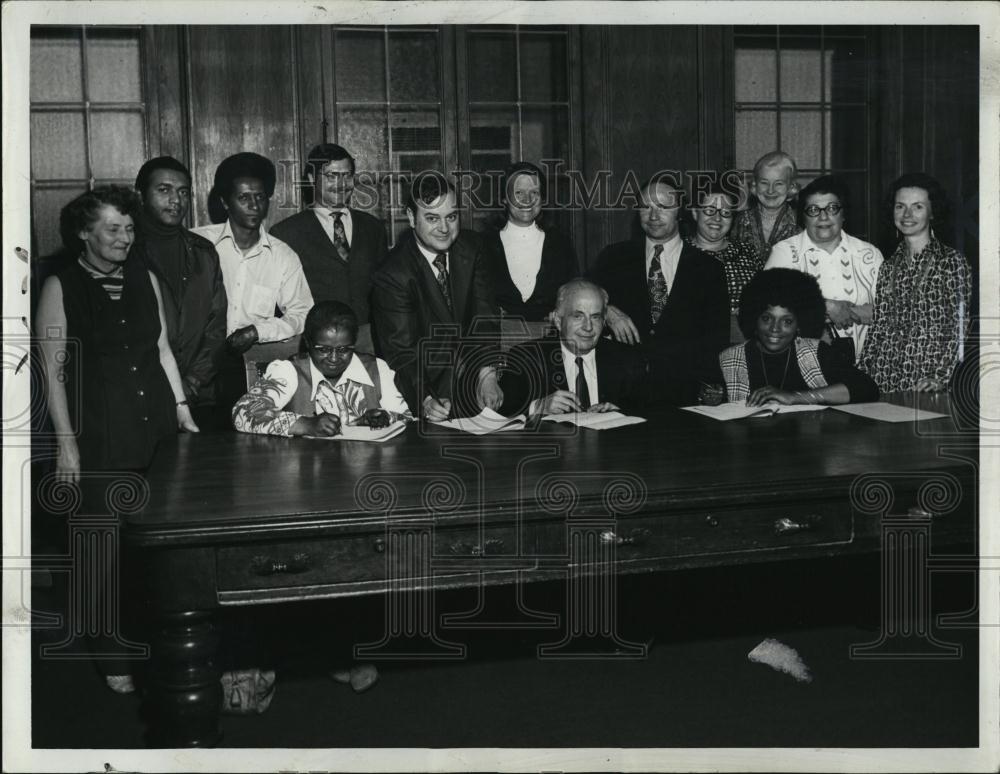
left=128, top=393, right=978, bottom=746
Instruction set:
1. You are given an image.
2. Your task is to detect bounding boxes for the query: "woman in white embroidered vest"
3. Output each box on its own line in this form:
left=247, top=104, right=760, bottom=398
left=764, top=175, right=884, bottom=364
left=700, top=268, right=878, bottom=407
left=232, top=300, right=411, bottom=437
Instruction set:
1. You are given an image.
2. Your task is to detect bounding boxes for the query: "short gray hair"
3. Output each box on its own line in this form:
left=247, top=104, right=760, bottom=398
left=554, top=279, right=609, bottom=315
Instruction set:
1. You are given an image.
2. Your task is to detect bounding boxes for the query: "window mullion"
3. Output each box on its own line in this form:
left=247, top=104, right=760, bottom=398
left=80, top=27, right=95, bottom=189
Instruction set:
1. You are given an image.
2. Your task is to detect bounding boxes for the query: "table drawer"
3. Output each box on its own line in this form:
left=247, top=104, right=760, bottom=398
left=216, top=523, right=524, bottom=594
left=534, top=500, right=854, bottom=564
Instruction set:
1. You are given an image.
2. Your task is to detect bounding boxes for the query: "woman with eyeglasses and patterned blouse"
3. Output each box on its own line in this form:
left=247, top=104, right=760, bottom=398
left=684, top=181, right=760, bottom=342
left=859, top=173, right=972, bottom=392
left=765, top=175, right=884, bottom=364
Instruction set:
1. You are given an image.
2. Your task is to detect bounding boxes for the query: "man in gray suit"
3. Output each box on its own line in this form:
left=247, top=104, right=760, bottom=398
left=270, top=143, right=388, bottom=353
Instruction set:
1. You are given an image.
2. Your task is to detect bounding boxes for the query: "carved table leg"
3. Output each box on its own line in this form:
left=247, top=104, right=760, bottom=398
left=146, top=609, right=222, bottom=747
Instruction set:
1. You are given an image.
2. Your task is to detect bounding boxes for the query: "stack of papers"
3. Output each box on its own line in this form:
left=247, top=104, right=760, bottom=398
left=542, top=411, right=646, bottom=430
left=431, top=407, right=527, bottom=435
left=831, top=402, right=949, bottom=423
left=307, top=420, right=408, bottom=442
left=682, top=403, right=828, bottom=421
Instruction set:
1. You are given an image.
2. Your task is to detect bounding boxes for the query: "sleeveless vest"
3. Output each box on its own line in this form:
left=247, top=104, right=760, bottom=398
left=719, top=337, right=827, bottom=402
left=285, top=351, right=382, bottom=417
left=56, top=257, right=175, bottom=470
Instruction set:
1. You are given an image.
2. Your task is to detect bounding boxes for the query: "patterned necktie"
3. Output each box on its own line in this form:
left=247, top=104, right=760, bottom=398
left=648, top=243, right=668, bottom=324
left=331, top=211, right=350, bottom=262
left=432, top=253, right=453, bottom=311
left=575, top=356, right=591, bottom=410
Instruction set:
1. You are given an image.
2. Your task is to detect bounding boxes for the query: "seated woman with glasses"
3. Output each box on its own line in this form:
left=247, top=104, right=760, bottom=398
left=764, top=175, right=883, bottom=363
left=480, top=161, right=579, bottom=322
left=232, top=300, right=411, bottom=436
left=684, top=180, right=760, bottom=341
left=700, top=268, right=879, bottom=407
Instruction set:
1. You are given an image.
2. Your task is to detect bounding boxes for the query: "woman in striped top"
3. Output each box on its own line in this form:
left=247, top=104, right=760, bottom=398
left=35, top=185, right=199, bottom=693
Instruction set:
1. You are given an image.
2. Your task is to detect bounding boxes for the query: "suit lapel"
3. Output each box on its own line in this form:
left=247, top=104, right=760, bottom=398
left=348, top=208, right=368, bottom=255
left=448, top=237, right=474, bottom=323
left=408, top=239, right=454, bottom=323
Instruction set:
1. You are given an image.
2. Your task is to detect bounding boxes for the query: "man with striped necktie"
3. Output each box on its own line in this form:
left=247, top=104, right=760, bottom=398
left=271, top=143, right=388, bottom=355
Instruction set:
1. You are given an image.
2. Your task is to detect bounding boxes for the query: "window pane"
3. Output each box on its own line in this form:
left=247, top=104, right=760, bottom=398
left=734, top=110, right=776, bottom=170
left=468, top=31, right=517, bottom=102
left=31, top=112, right=87, bottom=179
left=90, top=111, right=145, bottom=179
left=86, top=29, right=142, bottom=102
left=388, top=31, right=439, bottom=103
left=734, top=40, right=776, bottom=102
left=520, top=106, right=570, bottom=165
left=390, top=108, right=442, bottom=174
left=31, top=29, right=83, bottom=102
left=470, top=107, right=518, bottom=172
left=335, top=30, right=386, bottom=102
left=829, top=37, right=867, bottom=103
left=337, top=107, right=389, bottom=219
left=33, top=186, right=87, bottom=258
left=779, top=110, right=822, bottom=170
left=779, top=39, right=822, bottom=103
left=520, top=33, right=567, bottom=102
left=829, top=106, right=867, bottom=170
left=338, top=106, right=389, bottom=172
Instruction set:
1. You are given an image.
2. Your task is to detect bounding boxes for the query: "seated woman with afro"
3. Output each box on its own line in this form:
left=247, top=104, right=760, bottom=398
left=701, top=268, right=879, bottom=407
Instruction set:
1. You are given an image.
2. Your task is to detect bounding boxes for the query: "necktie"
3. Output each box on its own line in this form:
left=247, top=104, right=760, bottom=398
left=432, top=253, right=453, bottom=311
left=648, top=243, right=668, bottom=324
left=331, top=211, right=350, bottom=262
left=575, top=356, right=591, bottom=410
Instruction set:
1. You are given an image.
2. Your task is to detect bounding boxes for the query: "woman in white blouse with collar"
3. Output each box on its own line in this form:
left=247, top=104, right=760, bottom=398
left=765, top=175, right=883, bottom=362
left=480, top=161, right=579, bottom=322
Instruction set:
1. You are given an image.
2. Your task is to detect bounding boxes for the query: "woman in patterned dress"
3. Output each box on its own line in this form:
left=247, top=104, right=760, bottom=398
left=684, top=183, right=760, bottom=342
left=859, top=173, right=972, bottom=392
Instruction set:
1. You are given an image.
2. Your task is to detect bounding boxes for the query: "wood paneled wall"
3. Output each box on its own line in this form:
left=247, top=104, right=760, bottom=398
left=142, top=24, right=979, bottom=271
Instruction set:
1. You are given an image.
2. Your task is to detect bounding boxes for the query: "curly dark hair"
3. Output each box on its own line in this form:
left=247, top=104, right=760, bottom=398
left=737, top=268, right=826, bottom=340
left=303, top=300, right=359, bottom=346
left=884, top=172, right=951, bottom=235
left=59, top=186, right=140, bottom=254
left=796, top=174, right=851, bottom=227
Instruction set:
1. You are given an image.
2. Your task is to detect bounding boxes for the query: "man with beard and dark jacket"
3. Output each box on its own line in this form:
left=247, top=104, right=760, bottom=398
left=133, top=156, right=229, bottom=427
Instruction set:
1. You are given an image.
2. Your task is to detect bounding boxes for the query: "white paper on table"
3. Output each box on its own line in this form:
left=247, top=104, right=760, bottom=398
left=306, top=420, right=408, bottom=442
left=541, top=410, right=647, bottom=430
left=681, top=402, right=829, bottom=421
left=831, top=402, right=949, bottom=423
left=431, top=407, right=527, bottom=435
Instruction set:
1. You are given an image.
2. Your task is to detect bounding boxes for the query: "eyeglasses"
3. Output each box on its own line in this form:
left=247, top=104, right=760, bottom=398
left=320, top=171, right=353, bottom=182
left=803, top=203, right=843, bottom=218
left=310, top=344, right=355, bottom=358
left=698, top=206, right=734, bottom=218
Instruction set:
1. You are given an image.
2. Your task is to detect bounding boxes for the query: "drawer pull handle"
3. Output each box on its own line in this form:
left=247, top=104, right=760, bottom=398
left=774, top=516, right=819, bottom=535
left=250, top=552, right=310, bottom=576
left=705, top=515, right=719, bottom=527
left=373, top=537, right=386, bottom=553
left=448, top=538, right=505, bottom=556
left=600, top=528, right=650, bottom=546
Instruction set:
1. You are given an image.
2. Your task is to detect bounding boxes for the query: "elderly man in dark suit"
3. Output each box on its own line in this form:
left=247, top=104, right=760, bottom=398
left=371, top=174, right=502, bottom=420
left=270, top=143, right=387, bottom=353
left=499, top=279, right=647, bottom=417
left=589, top=175, right=729, bottom=405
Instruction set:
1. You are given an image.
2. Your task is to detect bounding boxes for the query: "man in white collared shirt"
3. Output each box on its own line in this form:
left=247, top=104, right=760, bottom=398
left=232, top=300, right=409, bottom=437
left=192, top=152, right=314, bottom=351
left=499, top=279, right=648, bottom=417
